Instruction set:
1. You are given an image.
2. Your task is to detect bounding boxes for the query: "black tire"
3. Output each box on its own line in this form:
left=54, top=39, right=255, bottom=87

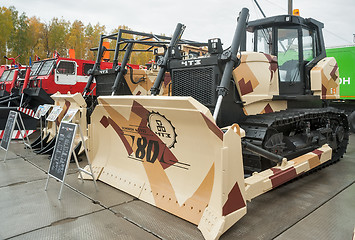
left=349, top=111, right=355, bottom=133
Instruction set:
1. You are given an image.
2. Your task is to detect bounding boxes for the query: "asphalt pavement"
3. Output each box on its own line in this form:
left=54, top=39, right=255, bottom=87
left=0, top=133, right=354, bottom=240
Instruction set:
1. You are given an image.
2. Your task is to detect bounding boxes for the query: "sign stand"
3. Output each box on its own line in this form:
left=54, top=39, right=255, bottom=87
left=17, top=111, right=33, bottom=150
left=73, top=123, right=97, bottom=189
left=44, top=122, right=97, bottom=200
left=1, top=110, right=32, bottom=163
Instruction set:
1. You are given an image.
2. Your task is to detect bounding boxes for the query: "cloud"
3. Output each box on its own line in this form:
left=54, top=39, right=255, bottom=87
left=2, top=0, right=354, bottom=47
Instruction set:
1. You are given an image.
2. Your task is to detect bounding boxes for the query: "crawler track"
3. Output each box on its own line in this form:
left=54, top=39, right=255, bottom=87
left=240, top=107, right=349, bottom=174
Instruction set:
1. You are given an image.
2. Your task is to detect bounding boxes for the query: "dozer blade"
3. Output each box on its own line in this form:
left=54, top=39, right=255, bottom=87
left=23, top=87, right=54, bottom=106
left=31, top=132, right=50, bottom=150
left=40, top=92, right=88, bottom=155
left=33, top=136, right=56, bottom=154
left=31, top=132, right=50, bottom=149
left=87, top=96, right=247, bottom=240
left=33, top=124, right=56, bottom=151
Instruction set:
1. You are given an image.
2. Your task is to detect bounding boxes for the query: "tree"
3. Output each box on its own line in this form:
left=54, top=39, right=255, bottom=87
left=67, top=20, right=85, bottom=59
left=0, top=6, right=159, bottom=65
left=6, top=6, right=31, bottom=65
left=0, top=7, right=14, bottom=65
left=28, top=16, right=46, bottom=59
left=111, top=25, right=153, bottom=65
left=110, top=25, right=154, bottom=65
left=48, top=17, right=70, bottom=58
left=84, top=23, right=106, bottom=60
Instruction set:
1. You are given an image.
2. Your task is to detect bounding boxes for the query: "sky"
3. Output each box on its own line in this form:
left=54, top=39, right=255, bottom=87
left=2, top=0, right=354, bottom=48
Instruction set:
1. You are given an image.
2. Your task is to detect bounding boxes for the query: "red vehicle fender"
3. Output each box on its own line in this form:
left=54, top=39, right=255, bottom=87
left=22, top=68, right=31, bottom=93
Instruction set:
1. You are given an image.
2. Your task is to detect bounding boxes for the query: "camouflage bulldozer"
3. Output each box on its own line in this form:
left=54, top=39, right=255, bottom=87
left=81, top=8, right=347, bottom=239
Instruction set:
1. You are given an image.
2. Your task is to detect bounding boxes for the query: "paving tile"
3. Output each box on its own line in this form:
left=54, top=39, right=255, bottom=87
left=0, top=178, right=103, bottom=239
left=10, top=210, right=159, bottom=240
left=0, top=158, right=47, bottom=188
left=275, top=183, right=355, bottom=240
left=111, top=200, right=204, bottom=240
left=0, top=129, right=353, bottom=240
left=0, top=146, right=19, bottom=160
left=65, top=174, right=135, bottom=209
left=220, top=156, right=355, bottom=240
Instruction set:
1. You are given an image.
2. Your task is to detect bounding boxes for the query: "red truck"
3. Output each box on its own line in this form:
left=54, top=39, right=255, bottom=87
left=0, top=55, right=115, bottom=138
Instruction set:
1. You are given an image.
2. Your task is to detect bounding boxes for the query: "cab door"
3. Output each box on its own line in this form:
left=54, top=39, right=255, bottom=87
left=277, top=27, right=304, bottom=95
left=55, top=60, right=77, bottom=85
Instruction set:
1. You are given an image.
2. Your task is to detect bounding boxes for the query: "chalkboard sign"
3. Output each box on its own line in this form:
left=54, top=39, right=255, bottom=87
left=48, top=122, right=77, bottom=181
left=0, top=111, right=18, bottom=151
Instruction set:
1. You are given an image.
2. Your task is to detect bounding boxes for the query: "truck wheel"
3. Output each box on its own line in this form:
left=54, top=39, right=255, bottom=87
left=349, top=111, right=355, bottom=133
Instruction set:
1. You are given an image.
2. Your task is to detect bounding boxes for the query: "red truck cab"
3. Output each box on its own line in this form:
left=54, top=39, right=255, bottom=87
left=0, top=66, right=27, bottom=97
left=28, top=57, right=113, bottom=95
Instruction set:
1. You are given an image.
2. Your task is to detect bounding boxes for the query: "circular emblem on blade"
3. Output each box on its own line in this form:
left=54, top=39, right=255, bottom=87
left=148, top=112, right=177, bottom=148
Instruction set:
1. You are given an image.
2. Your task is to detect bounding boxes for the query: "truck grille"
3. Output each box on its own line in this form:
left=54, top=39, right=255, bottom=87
left=172, top=66, right=217, bottom=106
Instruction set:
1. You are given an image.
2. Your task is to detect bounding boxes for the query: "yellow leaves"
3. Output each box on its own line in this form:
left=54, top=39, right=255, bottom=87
left=0, top=7, right=14, bottom=64
left=1, top=6, right=153, bottom=66
left=108, top=25, right=154, bottom=65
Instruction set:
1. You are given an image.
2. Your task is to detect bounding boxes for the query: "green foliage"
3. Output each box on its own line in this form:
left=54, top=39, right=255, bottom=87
left=28, top=17, right=46, bottom=58
left=109, top=25, right=154, bottom=65
left=67, top=20, right=85, bottom=58
left=0, top=7, right=14, bottom=65
left=8, top=7, right=31, bottom=64
left=84, top=23, right=106, bottom=60
left=48, top=17, right=70, bottom=58
left=0, top=6, right=153, bottom=66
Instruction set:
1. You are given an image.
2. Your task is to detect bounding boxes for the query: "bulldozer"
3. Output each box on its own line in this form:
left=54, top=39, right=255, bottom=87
left=83, top=8, right=348, bottom=239
left=82, top=25, right=207, bottom=107
left=32, top=25, right=207, bottom=155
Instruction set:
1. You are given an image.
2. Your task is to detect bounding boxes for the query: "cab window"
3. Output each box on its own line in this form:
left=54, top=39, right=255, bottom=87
left=302, top=28, right=315, bottom=61
left=277, top=28, right=301, bottom=83
left=38, top=60, right=56, bottom=76
left=0, top=70, right=10, bottom=82
left=56, top=61, right=76, bottom=75
left=256, top=28, right=273, bottom=54
left=6, top=70, right=16, bottom=82
left=30, top=62, right=43, bottom=76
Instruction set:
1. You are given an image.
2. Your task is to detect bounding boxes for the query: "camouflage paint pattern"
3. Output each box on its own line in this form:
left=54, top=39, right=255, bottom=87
left=311, top=57, right=340, bottom=99
left=86, top=96, right=247, bottom=240
left=232, top=53, right=341, bottom=114
left=244, top=144, right=332, bottom=201
left=233, top=52, right=287, bottom=115
left=242, top=100, right=287, bottom=116
left=180, top=45, right=208, bottom=57
left=154, top=45, right=208, bottom=58
left=46, top=92, right=88, bottom=153
left=124, top=69, right=171, bottom=96
left=83, top=96, right=334, bottom=239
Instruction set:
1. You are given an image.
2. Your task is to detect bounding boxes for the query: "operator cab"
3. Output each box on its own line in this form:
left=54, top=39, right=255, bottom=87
left=246, top=15, right=326, bottom=96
